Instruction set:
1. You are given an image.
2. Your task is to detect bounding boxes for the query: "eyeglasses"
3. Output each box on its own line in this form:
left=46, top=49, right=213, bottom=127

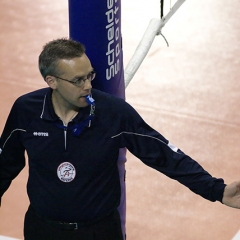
left=52, top=70, right=96, bottom=87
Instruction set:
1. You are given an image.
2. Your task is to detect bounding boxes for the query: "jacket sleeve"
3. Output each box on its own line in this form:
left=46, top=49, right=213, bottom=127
left=112, top=99, right=226, bottom=202
left=0, top=99, right=26, bottom=205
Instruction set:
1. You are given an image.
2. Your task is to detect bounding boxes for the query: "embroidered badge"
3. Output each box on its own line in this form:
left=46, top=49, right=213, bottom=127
left=57, top=162, right=76, bottom=182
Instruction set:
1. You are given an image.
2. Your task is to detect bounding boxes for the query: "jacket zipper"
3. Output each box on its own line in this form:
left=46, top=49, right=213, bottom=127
left=63, top=122, right=68, bottom=150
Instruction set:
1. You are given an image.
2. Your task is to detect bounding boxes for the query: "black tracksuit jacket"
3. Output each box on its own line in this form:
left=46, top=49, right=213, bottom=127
left=0, top=88, right=226, bottom=222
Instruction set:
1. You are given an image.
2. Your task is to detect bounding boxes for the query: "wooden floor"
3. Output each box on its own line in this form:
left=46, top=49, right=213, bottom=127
left=0, top=0, right=239, bottom=239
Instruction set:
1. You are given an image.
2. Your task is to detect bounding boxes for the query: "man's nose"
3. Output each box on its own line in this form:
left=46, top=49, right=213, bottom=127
left=83, top=79, right=92, bottom=90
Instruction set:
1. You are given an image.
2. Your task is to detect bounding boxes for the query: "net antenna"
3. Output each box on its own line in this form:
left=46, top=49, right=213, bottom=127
left=124, top=0, right=186, bottom=88
left=160, top=0, right=164, bottom=19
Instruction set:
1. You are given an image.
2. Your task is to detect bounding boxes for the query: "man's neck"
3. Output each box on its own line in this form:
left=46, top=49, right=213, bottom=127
left=51, top=92, right=79, bottom=125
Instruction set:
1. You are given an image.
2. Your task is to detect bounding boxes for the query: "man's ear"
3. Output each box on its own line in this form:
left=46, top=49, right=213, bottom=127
left=45, top=75, right=57, bottom=89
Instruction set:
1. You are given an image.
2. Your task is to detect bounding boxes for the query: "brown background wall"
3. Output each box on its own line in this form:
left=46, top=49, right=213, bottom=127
left=0, top=0, right=239, bottom=239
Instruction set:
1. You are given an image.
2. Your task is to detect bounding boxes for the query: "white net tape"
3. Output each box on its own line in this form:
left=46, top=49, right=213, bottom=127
left=124, top=0, right=186, bottom=88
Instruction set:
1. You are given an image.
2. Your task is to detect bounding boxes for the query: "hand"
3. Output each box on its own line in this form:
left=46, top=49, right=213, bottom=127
left=222, top=181, right=240, bottom=209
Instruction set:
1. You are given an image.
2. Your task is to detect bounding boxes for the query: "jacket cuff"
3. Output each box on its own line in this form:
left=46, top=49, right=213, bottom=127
left=211, top=180, right=226, bottom=202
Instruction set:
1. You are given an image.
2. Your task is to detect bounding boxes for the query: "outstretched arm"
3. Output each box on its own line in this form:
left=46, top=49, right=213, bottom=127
left=222, top=181, right=240, bottom=209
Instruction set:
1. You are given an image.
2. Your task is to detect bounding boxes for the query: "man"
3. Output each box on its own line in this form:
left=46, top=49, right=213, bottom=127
left=0, top=38, right=239, bottom=240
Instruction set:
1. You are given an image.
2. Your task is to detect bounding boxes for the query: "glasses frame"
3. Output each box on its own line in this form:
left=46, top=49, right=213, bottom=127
left=52, top=70, right=96, bottom=87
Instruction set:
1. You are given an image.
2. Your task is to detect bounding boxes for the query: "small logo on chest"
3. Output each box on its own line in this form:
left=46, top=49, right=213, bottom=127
left=57, top=162, right=76, bottom=182
left=33, top=132, right=49, bottom=137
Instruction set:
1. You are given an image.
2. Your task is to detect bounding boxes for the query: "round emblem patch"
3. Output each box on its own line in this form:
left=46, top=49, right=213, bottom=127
left=57, top=162, right=76, bottom=182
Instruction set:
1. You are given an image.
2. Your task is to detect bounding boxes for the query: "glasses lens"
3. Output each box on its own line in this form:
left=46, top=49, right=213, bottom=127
left=88, top=71, right=96, bottom=81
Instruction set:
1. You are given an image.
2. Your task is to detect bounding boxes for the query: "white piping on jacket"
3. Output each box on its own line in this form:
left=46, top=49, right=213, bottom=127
left=1, top=129, right=26, bottom=150
left=111, top=131, right=179, bottom=153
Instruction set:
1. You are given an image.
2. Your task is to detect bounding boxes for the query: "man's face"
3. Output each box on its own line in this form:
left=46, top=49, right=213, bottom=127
left=49, top=54, right=94, bottom=109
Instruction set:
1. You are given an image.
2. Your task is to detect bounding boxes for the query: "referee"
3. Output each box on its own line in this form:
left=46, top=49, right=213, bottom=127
left=0, top=38, right=240, bottom=240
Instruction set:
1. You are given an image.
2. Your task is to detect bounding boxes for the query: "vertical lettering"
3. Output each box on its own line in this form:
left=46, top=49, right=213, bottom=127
left=105, top=0, right=120, bottom=80
left=115, top=59, right=120, bottom=74
left=105, top=9, right=114, bottom=23
left=106, top=65, right=115, bottom=80
left=108, top=51, right=114, bottom=66
left=108, top=26, right=114, bottom=41
left=115, top=27, right=119, bottom=41
left=107, top=0, right=114, bottom=8
left=106, top=39, right=114, bottom=55
left=115, top=43, right=120, bottom=57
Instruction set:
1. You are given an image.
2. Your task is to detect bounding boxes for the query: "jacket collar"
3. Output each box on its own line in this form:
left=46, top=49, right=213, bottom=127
left=40, top=88, right=92, bottom=123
